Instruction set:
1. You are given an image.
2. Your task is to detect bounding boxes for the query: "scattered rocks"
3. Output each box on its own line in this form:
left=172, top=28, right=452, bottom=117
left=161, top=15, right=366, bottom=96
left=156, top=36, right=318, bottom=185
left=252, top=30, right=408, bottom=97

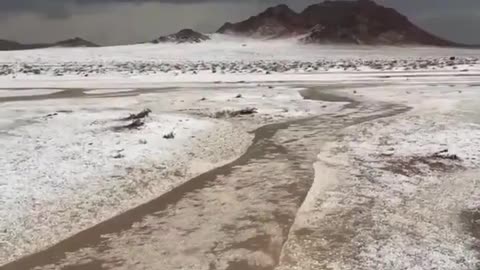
left=152, top=29, right=210, bottom=44
left=383, top=149, right=462, bottom=177
left=432, top=149, right=460, bottom=161
left=44, top=110, right=73, bottom=118
left=213, top=107, right=258, bottom=118
left=45, top=112, right=58, bottom=118
left=112, top=149, right=125, bottom=159
left=114, top=119, right=145, bottom=131
left=163, top=132, right=175, bottom=139
left=122, top=109, right=152, bottom=121
left=0, top=57, right=477, bottom=77
left=112, top=153, right=125, bottom=159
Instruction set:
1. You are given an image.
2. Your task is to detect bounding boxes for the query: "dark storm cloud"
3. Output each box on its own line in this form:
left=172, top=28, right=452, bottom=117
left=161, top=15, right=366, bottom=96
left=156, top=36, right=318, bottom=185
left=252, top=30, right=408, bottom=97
left=1, top=0, right=290, bottom=16
left=0, top=0, right=322, bottom=22
left=1, top=0, right=479, bottom=16
left=0, top=0, right=479, bottom=45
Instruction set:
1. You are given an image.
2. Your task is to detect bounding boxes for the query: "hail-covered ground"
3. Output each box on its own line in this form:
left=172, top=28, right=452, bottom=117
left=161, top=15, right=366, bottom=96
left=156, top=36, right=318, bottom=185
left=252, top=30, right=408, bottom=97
left=1, top=35, right=480, bottom=269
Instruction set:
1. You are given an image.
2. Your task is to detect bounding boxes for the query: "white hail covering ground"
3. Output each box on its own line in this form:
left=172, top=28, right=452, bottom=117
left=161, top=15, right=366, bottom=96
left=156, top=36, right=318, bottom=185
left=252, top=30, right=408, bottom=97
left=0, top=83, right=341, bottom=264
left=0, top=35, right=479, bottom=89
left=1, top=37, right=480, bottom=268
left=281, top=84, right=480, bottom=270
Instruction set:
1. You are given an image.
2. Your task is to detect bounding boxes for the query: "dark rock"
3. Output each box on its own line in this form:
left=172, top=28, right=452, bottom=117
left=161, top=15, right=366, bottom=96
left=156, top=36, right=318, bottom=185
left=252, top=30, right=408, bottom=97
left=213, top=107, right=258, bottom=118
left=122, top=109, right=152, bottom=121
left=152, top=29, right=210, bottom=44
left=432, top=149, right=461, bottom=161
left=238, top=107, right=257, bottom=115
left=45, top=112, right=58, bottom=118
left=163, top=132, right=175, bottom=139
left=114, top=119, right=145, bottom=131
left=125, top=119, right=144, bottom=129
left=113, top=153, right=125, bottom=159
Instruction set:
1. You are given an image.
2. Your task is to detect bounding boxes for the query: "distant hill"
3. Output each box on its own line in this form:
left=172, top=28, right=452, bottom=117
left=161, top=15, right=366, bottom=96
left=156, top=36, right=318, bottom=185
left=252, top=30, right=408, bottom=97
left=217, top=4, right=305, bottom=38
left=217, top=0, right=460, bottom=46
left=51, top=37, right=99, bottom=48
left=0, top=39, right=43, bottom=51
left=2, top=2, right=478, bottom=49
left=0, top=37, right=99, bottom=51
left=0, top=39, right=23, bottom=51
left=152, top=29, right=210, bottom=44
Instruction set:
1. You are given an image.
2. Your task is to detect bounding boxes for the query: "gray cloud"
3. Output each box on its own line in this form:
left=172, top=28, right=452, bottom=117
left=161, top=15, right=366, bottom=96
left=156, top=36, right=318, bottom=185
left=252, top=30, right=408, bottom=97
left=0, top=0, right=309, bottom=17
left=0, top=0, right=479, bottom=45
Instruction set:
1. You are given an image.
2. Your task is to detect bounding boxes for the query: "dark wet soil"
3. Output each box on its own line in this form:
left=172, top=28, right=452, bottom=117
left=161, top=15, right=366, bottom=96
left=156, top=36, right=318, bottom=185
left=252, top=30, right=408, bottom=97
left=461, top=210, right=480, bottom=256
left=0, top=88, right=178, bottom=103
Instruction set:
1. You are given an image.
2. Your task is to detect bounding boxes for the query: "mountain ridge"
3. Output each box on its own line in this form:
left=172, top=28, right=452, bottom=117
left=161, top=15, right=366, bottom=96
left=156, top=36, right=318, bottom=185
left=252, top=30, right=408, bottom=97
left=217, top=0, right=460, bottom=46
left=0, top=37, right=99, bottom=51
left=152, top=29, right=211, bottom=44
left=2, top=1, right=479, bottom=49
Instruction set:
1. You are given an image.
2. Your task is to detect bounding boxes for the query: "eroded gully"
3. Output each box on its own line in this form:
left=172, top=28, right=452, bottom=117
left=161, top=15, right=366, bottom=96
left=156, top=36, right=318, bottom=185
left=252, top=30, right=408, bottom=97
left=2, top=86, right=410, bottom=270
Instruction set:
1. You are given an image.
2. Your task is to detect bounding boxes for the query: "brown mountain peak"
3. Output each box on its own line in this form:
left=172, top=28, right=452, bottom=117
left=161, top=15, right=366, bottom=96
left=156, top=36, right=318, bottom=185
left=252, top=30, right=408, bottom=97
left=217, top=4, right=304, bottom=37
left=217, top=0, right=458, bottom=46
left=152, top=29, right=210, bottom=44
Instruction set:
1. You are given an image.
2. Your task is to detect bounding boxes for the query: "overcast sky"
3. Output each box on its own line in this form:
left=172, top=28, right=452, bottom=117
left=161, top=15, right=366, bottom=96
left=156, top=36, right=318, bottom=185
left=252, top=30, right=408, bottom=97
left=1, top=0, right=479, bottom=45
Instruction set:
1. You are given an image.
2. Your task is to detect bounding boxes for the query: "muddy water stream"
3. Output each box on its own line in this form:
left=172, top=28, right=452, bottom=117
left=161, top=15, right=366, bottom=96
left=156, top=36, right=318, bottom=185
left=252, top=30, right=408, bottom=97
left=2, top=86, right=409, bottom=270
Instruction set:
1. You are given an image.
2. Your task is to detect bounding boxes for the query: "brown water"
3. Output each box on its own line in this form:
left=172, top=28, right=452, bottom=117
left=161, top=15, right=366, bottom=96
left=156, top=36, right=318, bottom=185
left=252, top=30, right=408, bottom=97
left=0, top=88, right=179, bottom=103
left=1, top=86, right=409, bottom=270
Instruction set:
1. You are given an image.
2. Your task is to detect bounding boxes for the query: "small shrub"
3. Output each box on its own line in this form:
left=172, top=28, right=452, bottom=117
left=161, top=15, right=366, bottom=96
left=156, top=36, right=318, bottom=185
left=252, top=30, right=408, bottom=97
left=163, top=132, right=175, bottom=139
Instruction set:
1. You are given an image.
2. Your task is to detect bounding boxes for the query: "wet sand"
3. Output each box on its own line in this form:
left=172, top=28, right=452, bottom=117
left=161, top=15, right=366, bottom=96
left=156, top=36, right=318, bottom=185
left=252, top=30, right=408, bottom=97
left=1, top=86, right=410, bottom=270
left=0, top=88, right=179, bottom=103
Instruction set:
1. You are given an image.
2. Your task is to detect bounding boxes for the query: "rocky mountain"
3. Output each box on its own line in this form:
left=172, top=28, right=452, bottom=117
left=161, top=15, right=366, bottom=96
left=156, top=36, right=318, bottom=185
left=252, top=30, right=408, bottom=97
left=0, top=39, right=24, bottom=51
left=217, top=4, right=305, bottom=38
left=0, top=37, right=98, bottom=51
left=51, top=37, right=99, bottom=48
left=0, top=39, right=43, bottom=51
left=217, top=0, right=458, bottom=46
left=152, top=29, right=210, bottom=44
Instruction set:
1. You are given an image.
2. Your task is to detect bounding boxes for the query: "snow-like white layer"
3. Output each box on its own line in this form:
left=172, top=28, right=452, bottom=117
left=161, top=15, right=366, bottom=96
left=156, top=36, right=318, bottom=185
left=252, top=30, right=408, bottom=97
left=0, top=102, right=211, bottom=262
left=0, top=94, right=248, bottom=264
left=0, top=37, right=479, bottom=88
left=134, top=85, right=341, bottom=123
left=340, top=117, right=480, bottom=270
left=1, top=35, right=479, bottom=63
left=0, top=89, right=62, bottom=97
left=0, top=83, right=342, bottom=265
left=279, top=84, right=480, bottom=270
left=2, top=41, right=480, bottom=268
